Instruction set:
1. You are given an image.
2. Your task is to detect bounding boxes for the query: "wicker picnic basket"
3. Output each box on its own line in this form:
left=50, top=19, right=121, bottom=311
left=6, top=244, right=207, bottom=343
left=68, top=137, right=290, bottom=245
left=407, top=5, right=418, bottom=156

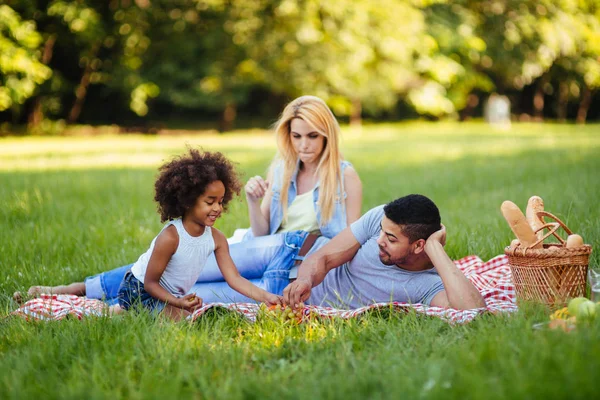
left=505, top=211, right=592, bottom=307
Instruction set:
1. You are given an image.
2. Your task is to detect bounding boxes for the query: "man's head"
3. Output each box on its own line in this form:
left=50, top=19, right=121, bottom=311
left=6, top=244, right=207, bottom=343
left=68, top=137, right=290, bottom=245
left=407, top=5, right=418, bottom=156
left=376, top=194, right=441, bottom=268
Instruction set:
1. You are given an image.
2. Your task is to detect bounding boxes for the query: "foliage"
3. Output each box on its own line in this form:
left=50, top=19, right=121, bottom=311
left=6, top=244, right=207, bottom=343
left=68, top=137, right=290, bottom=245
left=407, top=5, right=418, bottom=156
left=0, top=5, right=51, bottom=113
left=0, top=0, right=599, bottom=127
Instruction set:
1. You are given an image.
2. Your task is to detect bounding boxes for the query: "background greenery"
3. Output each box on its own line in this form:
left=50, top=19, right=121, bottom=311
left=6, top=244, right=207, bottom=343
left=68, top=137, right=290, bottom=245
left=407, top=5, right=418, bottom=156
left=1, top=122, right=599, bottom=399
left=1, top=0, right=599, bottom=133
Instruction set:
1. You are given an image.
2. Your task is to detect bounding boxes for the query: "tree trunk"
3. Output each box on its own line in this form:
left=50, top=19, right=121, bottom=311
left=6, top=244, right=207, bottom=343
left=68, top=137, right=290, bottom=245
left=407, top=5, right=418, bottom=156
left=28, top=34, right=57, bottom=128
left=460, top=93, right=479, bottom=121
left=576, top=85, right=592, bottom=124
left=533, top=76, right=547, bottom=121
left=350, top=99, right=362, bottom=127
left=68, top=44, right=99, bottom=124
left=219, top=102, right=237, bottom=132
left=557, top=81, right=569, bottom=122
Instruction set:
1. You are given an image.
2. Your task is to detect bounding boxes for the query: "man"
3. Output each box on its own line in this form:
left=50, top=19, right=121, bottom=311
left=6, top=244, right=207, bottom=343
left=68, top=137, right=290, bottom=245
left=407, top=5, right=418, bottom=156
left=283, top=194, right=486, bottom=310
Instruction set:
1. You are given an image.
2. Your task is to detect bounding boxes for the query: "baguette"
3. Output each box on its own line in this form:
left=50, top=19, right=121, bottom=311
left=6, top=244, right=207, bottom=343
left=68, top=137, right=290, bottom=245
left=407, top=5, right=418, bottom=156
left=501, top=200, right=542, bottom=249
left=525, top=196, right=545, bottom=240
left=566, top=234, right=584, bottom=248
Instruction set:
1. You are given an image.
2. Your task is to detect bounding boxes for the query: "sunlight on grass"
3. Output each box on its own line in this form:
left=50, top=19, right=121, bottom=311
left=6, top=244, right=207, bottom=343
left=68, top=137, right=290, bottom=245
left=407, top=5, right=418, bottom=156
left=1, top=122, right=599, bottom=171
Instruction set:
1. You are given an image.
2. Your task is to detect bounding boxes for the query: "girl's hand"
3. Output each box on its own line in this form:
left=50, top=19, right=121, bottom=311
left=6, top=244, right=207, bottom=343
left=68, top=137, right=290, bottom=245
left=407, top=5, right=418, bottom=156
left=177, top=294, right=203, bottom=312
left=245, top=175, right=269, bottom=202
left=263, top=293, right=283, bottom=307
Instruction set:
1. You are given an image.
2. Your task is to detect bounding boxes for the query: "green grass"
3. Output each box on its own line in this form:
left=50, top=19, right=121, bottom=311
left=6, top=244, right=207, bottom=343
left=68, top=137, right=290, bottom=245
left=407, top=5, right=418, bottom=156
left=1, top=121, right=599, bottom=399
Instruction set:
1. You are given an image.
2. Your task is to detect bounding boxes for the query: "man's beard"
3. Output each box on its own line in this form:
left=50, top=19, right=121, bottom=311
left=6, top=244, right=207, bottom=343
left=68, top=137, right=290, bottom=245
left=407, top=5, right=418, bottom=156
left=378, top=247, right=410, bottom=267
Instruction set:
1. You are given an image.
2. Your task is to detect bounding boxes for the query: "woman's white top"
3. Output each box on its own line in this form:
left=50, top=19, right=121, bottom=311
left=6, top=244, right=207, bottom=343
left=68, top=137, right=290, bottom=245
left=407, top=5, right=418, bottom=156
left=131, top=219, right=215, bottom=296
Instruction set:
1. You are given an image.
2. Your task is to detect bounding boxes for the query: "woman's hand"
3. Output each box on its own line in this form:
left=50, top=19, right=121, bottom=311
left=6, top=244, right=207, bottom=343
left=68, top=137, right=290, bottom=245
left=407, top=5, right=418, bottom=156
left=177, top=294, right=203, bottom=312
left=245, top=175, right=269, bottom=203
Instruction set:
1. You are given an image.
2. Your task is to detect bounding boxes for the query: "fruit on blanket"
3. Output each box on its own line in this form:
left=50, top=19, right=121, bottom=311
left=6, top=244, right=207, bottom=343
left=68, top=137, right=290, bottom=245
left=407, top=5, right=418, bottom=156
left=526, top=196, right=545, bottom=240
left=501, top=201, right=542, bottom=249
left=263, top=304, right=304, bottom=322
left=575, top=300, right=596, bottom=321
left=548, top=318, right=575, bottom=332
left=568, top=297, right=589, bottom=316
left=550, top=307, right=570, bottom=320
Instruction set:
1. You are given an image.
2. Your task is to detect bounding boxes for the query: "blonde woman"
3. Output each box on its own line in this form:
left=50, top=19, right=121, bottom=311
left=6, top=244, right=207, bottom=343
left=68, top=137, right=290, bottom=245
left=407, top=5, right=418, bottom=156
left=20, top=96, right=362, bottom=305
left=245, top=95, right=362, bottom=239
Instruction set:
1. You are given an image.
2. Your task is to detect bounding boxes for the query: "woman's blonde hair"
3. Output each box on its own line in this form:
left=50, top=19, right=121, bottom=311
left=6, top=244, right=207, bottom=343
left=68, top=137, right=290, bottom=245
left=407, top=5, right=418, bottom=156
left=273, top=95, right=343, bottom=225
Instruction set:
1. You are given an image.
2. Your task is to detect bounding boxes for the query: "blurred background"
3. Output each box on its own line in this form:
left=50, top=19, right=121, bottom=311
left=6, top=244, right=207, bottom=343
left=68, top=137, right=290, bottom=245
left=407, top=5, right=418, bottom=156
left=1, top=0, right=599, bottom=135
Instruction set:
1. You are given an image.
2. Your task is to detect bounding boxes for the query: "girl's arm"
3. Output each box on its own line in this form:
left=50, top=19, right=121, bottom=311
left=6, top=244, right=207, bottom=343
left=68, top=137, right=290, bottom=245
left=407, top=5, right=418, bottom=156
left=343, top=166, right=363, bottom=225
left=144, top=225, right=200, bottom=311
left=247, top=165, right=275, bottom=237
left=212, top=229, right=282, bottom=305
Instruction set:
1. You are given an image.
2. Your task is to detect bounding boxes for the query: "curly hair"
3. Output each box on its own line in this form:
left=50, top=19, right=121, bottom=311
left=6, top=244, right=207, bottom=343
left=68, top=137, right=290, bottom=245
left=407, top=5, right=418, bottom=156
left=383, top=194, right=441, bottom=243
left=154, top=148, right=242, bottom=222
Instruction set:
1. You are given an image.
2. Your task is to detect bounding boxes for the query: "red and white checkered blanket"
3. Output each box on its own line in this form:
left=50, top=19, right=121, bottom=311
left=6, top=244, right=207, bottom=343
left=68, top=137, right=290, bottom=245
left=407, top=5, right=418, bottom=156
left=11, top=255, right=517, bottom=325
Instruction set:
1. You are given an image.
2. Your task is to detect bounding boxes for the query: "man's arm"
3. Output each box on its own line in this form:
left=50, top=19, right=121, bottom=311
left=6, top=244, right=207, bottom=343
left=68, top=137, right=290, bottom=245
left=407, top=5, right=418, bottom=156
left=425, top=226, right=486, bottom=310
left=283, top=227, right=361, bottom=307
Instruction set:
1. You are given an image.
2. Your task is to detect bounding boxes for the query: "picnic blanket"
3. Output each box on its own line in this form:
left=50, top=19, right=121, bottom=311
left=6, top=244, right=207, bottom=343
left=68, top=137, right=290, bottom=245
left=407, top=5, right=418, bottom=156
left=11, top=254, right=517, bottom=325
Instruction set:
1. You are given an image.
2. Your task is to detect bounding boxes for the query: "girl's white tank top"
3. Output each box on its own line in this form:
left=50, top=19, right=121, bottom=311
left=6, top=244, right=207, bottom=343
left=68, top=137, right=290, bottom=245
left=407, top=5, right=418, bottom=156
left=131, top=219, right=215, bottom=296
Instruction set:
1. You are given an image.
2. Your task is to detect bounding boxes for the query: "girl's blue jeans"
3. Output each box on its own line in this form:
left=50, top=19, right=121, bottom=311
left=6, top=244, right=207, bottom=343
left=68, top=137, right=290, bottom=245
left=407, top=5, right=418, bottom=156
left=84, top=230, right=311, bottom=305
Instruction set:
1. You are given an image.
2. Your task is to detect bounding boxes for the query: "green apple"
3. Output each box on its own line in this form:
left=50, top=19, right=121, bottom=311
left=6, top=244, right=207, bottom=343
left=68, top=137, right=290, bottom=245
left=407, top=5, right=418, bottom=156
left=576, top=300, right=596, bottom=321
left=568, top=297, right=589, bottom=316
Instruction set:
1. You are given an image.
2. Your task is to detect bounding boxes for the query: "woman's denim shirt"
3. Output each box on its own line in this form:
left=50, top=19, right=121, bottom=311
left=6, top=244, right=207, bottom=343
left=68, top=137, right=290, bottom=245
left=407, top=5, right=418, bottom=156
left=268, top=159, right=352, bottom=239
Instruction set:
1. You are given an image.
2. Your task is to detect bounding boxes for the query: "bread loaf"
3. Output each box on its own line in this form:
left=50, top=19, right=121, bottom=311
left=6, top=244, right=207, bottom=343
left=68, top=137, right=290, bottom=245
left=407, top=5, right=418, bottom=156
left=501, top=201, right=542, bottom=249
left=566, top=234, right=584, bottom=248
left=526, top=196, right=545, bottom=240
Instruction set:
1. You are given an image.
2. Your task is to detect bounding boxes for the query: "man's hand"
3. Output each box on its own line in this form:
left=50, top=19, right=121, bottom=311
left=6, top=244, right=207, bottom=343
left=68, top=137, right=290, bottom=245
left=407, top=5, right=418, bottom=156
left=283, top=278, right=312, bottom=308
left=425, top=224, right=446, bottom=249
left=177, top=294, right=202, bottom=312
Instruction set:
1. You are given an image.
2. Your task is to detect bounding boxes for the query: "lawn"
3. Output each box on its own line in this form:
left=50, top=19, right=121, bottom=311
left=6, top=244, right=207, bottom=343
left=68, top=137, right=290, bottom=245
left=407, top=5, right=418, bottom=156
left=1, top=122, right=599, bottom=399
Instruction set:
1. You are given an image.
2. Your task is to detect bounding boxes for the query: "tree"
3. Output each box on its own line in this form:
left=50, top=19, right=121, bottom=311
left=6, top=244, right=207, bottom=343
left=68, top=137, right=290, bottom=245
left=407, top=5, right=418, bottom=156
left=225, top=0, right=427, bottom=124
left=0, top=5, right=51, bottom=120
left=413, top=1, right=494, bottom=118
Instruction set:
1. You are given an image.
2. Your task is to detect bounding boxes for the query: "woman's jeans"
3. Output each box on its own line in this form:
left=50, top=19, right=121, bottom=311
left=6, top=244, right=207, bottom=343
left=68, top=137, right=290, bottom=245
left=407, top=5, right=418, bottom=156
left=85, top=231, right=311, bottom=304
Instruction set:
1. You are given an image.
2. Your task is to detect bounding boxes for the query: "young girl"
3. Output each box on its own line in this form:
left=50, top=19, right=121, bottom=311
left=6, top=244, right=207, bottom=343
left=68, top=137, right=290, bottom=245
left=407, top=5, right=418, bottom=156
left=118, top=148, right=282, bottom=319
left=23, top=149, right=282, bottom=319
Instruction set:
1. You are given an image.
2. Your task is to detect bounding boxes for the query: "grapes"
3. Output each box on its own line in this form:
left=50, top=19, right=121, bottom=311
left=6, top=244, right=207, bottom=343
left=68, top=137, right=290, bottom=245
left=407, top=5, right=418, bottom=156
left=258, top=303, right=305, bottom=323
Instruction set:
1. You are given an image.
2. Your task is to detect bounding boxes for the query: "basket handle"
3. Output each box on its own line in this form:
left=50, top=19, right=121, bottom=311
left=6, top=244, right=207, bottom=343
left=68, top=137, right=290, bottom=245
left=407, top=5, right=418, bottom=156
left=526, top=211, right=573, bottom=249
